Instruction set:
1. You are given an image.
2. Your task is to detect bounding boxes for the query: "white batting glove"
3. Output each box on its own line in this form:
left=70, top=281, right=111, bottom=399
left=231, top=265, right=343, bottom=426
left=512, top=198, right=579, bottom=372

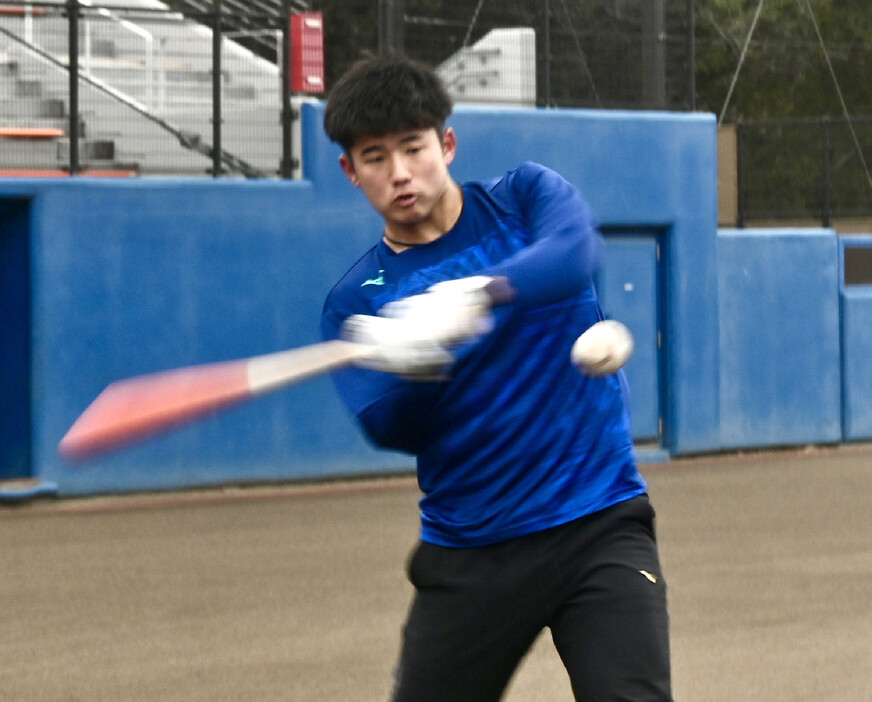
left=378, top=276, right=500, bottom=347
left=341, top=314, right=454, bottom=379
left=341, top=276, right=514, bottom=379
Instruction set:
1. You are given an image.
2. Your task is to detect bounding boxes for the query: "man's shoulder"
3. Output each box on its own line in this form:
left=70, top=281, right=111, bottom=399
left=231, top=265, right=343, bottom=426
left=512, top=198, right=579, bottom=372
left=476, top=160, right=550, bottom=192
left=462, top=161, right=557, bottom=218
left=324, top=246, right=382, bottom=305
left=473, top=162, right=566, bottom=208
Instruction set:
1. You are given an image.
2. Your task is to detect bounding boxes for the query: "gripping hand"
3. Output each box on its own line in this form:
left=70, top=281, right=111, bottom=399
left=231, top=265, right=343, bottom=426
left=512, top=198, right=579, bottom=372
left=341, top=314, right=454, bottom=379
left=342, top=276, right=513, bottom=378
left=379, top=275, right=506, bottom=346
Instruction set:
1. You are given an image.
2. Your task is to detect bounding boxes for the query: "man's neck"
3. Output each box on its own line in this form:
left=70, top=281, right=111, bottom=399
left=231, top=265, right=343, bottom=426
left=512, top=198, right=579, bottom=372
left=383, top=181, right=463, bottom=251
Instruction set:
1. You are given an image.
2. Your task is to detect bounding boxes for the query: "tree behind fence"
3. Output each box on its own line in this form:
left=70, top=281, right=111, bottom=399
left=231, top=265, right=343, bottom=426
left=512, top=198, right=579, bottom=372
left=735, top=117, right=872, bottom=227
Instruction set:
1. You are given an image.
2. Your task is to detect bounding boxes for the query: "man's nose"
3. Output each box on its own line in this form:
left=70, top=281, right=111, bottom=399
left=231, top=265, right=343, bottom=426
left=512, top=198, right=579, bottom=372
left=389, top=153, right=412, bottom=183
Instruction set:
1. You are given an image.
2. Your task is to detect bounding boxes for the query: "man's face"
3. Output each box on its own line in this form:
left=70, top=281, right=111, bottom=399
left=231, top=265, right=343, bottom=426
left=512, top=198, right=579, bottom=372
left=340, top=127, right=457, bottom=230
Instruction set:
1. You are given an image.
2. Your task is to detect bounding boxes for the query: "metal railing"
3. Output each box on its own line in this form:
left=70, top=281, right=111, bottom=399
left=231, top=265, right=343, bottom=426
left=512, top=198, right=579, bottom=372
left=1, top=0, right=698, bottom=178
left=9, top=0, right=870, bottom=225
left=0, top=0, right=293, bottom=177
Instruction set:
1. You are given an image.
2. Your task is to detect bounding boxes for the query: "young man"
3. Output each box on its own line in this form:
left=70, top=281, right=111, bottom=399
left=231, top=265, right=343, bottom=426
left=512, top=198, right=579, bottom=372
left=320, top=55, right=673, bottom=702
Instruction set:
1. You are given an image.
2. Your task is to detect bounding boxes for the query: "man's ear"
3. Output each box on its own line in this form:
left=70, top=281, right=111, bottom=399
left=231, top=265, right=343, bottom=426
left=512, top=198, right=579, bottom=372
left=442, top=127, right=458, bottom=166
left=339, top=153, right=359, bottom=186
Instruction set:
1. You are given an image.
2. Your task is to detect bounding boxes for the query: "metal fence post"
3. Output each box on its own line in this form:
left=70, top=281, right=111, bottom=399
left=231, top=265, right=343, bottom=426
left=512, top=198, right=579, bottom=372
left=66, top=0, right=80, bottom=175
left=736, top=120, right=745, bottom=228
left=686, top=0, right=696, bottom=111
left=280, top=0, right=294, bottom=179
left=536, top=0, right=551, bottom=107
left=379, top=0, right=404, bottom=55
left=211, top=0, right=222, bottom=177
left=642, top=0, right=666, bottom=109
left=821, top=116, right=832, bottom=228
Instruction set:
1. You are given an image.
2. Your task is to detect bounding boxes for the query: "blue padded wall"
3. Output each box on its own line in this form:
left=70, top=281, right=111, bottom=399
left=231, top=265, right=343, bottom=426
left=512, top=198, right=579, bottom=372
left=2, top=103, right=720, bottom=495
left=717, top=229, right=842, bottom=448
left=304, top=103, right=721, bottom=454
left=839, top=235, right=872, bottom=441
left=448, top=108, right=721, bottom=454
left=0, top=197, right=32, bottom=480
left=26, top=179, right=410, bottom=495
left=840, top=288, right=872, bottom=440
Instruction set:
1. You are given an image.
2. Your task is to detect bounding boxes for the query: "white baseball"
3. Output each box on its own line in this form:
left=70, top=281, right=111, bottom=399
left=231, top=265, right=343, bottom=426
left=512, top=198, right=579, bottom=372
left=571, top=320, right=634, bottom=376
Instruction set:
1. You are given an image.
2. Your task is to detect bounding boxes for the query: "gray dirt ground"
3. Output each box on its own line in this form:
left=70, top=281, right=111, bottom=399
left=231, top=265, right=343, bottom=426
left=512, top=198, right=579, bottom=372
left=1, top=444, right=871, bottom=701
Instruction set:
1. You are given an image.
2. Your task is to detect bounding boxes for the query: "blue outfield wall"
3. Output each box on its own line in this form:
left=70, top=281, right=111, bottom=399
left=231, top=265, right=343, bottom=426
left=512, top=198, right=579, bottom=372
left=0, top=197, right=31, bottom=481
left=303, top=103, right=722, bottom=454
left=14, top=103, right=867, bottom=497
left=840, top=236, right=872, bottom=441
left=841, top=287, right=872, bottom=440
left=716, top=229, right=843, bottom=449
left=26, top=180, right=412, bottom=493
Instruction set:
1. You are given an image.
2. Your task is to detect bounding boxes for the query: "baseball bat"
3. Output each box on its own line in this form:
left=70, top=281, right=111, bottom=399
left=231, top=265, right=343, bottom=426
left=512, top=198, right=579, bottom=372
left=58, top=340, right=373, bottom=461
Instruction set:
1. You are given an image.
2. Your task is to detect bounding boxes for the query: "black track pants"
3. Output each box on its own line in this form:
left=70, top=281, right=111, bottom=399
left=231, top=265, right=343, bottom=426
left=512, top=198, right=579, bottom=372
left=391, top=495, right=673, bottom=702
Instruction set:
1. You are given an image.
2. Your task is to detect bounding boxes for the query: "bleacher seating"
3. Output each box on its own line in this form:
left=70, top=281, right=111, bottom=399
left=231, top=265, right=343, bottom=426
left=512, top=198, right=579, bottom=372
left=0, top=126, right=64, bottom=137
left=162, top=0, right=303, bottom=64
left=0, top=0, right=302, bottom=176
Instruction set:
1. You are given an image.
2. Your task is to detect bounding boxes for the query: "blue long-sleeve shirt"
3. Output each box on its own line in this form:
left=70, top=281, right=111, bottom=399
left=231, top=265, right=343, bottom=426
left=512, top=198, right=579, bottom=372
left=321, top=162, right=646, bottom=547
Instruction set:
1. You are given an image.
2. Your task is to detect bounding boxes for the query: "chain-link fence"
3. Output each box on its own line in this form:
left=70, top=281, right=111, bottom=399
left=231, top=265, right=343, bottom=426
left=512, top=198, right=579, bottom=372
left=734, top=116, right=872, bottom=228
left=1, top=0, right=696, bottom=178
left=319, top=0, right=695, bottom=111
left=3, top=0, right=871, bottom=227
left=0, top=1, right=288, bottom=177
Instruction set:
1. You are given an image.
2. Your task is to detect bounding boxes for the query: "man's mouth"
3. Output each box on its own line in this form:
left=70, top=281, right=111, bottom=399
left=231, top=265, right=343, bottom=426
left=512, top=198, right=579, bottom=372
left=395, top=193, right=417, bottom=207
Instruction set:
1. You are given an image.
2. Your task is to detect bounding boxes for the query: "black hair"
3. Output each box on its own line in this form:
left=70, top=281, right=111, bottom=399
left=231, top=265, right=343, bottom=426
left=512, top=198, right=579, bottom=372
left=323, top=54, right=453, bottom=152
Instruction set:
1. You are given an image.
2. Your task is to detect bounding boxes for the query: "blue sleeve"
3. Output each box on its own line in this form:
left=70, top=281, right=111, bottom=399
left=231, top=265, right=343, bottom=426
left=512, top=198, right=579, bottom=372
left=321, top=291, right=443, bottom=454
left=484, top=162, right=603, bottom=308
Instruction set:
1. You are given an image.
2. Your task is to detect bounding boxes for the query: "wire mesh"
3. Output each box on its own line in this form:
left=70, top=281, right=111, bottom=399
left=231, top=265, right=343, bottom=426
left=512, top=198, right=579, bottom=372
left=737, top=117, right=872, bottom=224
left=3, top=0, right=871, bottom=227
left=313, top=0, right=695, bottom=111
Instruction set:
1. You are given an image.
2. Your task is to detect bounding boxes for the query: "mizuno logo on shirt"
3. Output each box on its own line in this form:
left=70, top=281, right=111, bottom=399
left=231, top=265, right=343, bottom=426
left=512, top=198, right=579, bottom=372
left=362, top=270, right=386, bottom=287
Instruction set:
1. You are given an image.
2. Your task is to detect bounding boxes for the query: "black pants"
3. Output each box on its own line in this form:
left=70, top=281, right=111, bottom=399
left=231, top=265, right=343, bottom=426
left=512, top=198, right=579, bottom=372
left=391, top=495, right=673, bottom=702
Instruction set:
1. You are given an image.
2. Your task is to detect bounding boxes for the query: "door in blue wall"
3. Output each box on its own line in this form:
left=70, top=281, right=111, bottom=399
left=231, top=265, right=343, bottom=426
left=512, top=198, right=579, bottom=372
left=596, top=235, right=661, bottom=442
left=0, top=197, right=32, bottom=480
